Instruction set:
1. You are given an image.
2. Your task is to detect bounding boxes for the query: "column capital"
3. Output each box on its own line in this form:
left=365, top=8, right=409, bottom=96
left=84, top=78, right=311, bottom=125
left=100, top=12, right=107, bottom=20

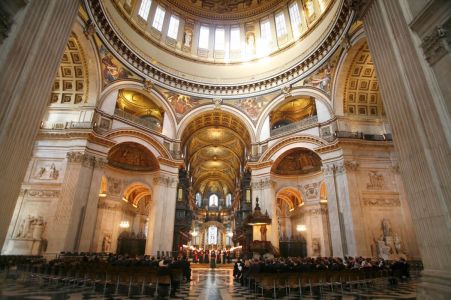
left=421, top=24, right=451, bottom=66
left=347, top=0, right=375, bottom=20
left=153, top=175, right=178, bottom=187
left=66, top=151, right=106, bottom=168
left=251, top=177, right=275, bottom=189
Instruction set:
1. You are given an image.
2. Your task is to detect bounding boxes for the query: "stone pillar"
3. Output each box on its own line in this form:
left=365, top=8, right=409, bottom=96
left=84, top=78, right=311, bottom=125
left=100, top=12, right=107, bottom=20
left=251, top=177, right=280, bottom=251
left=322, top=163, right=344, bottom=257
left=46, top=152, right=97, bottom=255
left=77, top=158, right=107, bottom=252
left=0, top=0, right=79, bottom=250
left=360, top=0, right=451, bottom=297
left=322, top=161, right=357, bottom=256
left=145, top=175, right=178, bottom=256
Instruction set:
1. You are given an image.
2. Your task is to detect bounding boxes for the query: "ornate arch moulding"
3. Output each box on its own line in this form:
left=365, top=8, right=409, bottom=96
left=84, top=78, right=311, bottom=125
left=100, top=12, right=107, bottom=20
left=84, top=0, right=354, bottom=99
left=259, top=135, right=329, bottom=162
left=105, top=129, right=172, bottom=159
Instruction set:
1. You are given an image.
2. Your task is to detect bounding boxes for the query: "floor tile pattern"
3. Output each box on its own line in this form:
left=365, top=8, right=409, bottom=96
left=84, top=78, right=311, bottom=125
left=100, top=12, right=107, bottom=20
left=0, top=268, right=418, bottom=299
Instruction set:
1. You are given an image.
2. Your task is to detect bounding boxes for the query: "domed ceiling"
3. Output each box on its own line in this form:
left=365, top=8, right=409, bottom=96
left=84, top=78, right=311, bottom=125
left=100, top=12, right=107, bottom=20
left=163, top=0, right=281, bottom=19
left=85, top=0, right=353, bottom=98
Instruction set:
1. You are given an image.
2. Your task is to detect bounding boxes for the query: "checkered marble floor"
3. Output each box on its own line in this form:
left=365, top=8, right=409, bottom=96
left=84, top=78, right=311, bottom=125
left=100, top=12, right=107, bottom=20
left=0, top=269, right=418, bottom=299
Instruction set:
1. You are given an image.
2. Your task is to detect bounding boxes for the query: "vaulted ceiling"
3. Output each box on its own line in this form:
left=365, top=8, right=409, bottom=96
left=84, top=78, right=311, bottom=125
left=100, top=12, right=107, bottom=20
left=182, top=111, right=250, bottom=195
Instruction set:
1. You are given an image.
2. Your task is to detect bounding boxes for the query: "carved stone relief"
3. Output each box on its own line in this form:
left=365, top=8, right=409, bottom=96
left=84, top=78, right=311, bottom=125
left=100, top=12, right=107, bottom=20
left=362, top=197, right=400, bottom=207
left=26, top=190, right=60, bottom=198
left=107, top=176, right=122, bottom=195
left=367, top=171, right=384, bottom=189
left=421, top=24, right=451, bottom=66
left=344, top=160, right=359, bottom=171
left=32, top=161, right=62, bottom=180
left=251, top=178, right=274, bottom=189
left=15, top=215, right=46, bottom=240
left=302, top=182, right=320, bottom=200
left=372, top=218, right=405, bottom=259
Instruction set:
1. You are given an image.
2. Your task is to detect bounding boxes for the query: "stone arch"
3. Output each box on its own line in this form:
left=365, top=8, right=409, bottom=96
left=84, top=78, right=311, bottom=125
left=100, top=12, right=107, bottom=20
left=106, top=129, right=171, bottom=159
left=256, top=87, right=334, bottom=141
left=97, top=81, right=177, bottom=139
left=107, top=141, right=160, bottom=172
left=259, top=135, right=328, bottom=163
left=332, top=28, right=385, bottom=117
left=276, top=187, right=304, bottom=210
left=176, top=105, right=256, bottom=143
left=271, top=147, right=322, bottom=176
left=122, top=182, right=152, bottom=207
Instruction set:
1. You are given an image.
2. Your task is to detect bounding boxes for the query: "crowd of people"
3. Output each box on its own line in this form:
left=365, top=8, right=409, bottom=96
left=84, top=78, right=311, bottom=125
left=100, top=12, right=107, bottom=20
left=183, top=248, right=233, bottom=264
left=233, top=256, right=411, bottom=282
left=36, top=253, right=192, bottom=283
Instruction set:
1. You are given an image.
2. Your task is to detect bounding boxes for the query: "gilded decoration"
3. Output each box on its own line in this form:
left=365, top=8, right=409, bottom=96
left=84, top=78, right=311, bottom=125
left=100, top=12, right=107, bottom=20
left=270, top=97, right=317, bottom=129
left=107, top=142, right=160, bottom=171
left=50, top=34, right=87, bottom=105
left=272, top=148, right=322, bottom=175
left=260, top=136, right=326, bottom=162
left=182, top=111, right=250, bottom=195
left=343, top=42, right=385, bottom=117
left=116, top=89, right=164, bottom=127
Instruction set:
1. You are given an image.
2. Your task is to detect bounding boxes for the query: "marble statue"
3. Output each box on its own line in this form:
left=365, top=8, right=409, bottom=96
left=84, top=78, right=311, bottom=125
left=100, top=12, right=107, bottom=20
left=184, top=30, right=192, bottom=47
left=15, top=215, right=45, bottom=240
left=373, top=218, right=404, bottom=259
left=102, top=233, right=112, bottom=252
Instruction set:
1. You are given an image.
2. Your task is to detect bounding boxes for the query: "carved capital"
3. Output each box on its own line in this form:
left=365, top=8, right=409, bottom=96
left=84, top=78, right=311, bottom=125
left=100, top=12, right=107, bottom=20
left=95, top=157, right=107, bottom=169
left=66, top=152, right=101, bottom=168
left=251, top=177, right=275, bottom=189
left=153, top=176, right=178, bottom=187
left=347, top=0, right=375, bottom=20
left=422, top=25, right=451, bottom=65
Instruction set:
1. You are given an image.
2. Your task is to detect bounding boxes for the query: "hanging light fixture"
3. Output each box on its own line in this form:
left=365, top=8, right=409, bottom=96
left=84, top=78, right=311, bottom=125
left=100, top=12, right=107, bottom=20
left=119, top=220, right=130, bottom=228
left=296, top=224, right=307, bottom=232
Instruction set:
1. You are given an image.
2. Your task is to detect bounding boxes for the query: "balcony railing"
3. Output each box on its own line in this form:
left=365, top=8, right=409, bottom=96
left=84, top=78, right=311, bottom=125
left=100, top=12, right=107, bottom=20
left=114, top=109, right=162, bottom=132
left=270, top=115, right=318, bottom=137
left=335, top=131, right=392, bottom=141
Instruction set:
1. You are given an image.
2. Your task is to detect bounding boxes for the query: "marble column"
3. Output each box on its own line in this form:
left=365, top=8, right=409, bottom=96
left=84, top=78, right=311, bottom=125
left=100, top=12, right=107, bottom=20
left=361, top=0, right=451, bottom=297
left=77, top=158, right=107, bottom=252
left=251, top=177, right=280, bottom=251
left=46, top=152, right=96, bottom=255
left=145, top=175, right=178, bottom=256
left=0, top=0, right=79, bottom=250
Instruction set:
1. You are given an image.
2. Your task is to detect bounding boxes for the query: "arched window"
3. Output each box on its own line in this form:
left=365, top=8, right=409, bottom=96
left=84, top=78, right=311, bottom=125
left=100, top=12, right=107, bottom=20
left=208, top=226, right=218, bottom=244
left=209, top=194, right=218, bottom=207
left=195, top=192, right=202, bottom=207
left=226, top=193, right=232, bottom=207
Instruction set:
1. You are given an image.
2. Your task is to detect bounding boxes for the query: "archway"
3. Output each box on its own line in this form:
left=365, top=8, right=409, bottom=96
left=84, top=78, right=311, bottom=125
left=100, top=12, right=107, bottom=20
left=182, top=111, right=251, bottom=250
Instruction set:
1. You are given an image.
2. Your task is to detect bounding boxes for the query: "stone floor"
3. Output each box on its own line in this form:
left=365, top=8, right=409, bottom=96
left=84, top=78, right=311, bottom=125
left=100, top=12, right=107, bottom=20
left=0, top=268, right=418, bottom=299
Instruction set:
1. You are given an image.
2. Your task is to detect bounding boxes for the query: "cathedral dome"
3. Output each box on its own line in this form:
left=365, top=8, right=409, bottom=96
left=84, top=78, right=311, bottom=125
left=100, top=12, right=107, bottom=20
left=85, top=0, right=352, bottom=98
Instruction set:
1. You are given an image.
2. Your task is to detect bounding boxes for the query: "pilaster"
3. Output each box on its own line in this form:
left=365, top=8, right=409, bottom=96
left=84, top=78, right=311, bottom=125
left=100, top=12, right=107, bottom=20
left=46, top=152, right=97, bottom=254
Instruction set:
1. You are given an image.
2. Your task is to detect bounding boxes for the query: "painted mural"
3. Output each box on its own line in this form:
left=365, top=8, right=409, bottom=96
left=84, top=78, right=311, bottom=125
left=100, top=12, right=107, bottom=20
left=299, top=47, right=342, bottom=94
left=94, top=35, right=141, bottom=87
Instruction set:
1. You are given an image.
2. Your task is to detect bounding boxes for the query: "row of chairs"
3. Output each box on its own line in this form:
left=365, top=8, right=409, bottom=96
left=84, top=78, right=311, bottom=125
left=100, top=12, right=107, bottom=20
left=244, top=269, right=391, bottom=298
left=17, top=263, right=185, bottom=297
